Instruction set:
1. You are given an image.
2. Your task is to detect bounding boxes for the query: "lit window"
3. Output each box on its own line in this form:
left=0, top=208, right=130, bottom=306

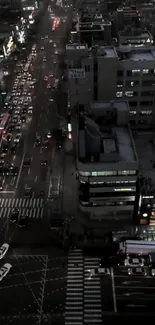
left=143, top=69, right=149, bottom=74
left=118, top=170, right=136, bottom=176
left=79, top=171, right=90, bottom=176
left=125, top=91, right=133, bottom=97
left=114, top=188, right=135, bottom=192
left=132, top=69, right=140, bottom=74
left=116, top=91, right=122, bottom=98
left=129, top=110, right=136, bottom=115
left=140, top=110, right=152, bottom=115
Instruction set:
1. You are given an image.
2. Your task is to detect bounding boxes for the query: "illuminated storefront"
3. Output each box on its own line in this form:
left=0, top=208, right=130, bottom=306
left=3, top=36, right=15, bottom=57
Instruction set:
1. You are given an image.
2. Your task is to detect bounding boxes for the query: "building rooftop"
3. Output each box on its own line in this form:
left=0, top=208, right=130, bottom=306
left=90, top=46, right=117, bottom=58
left=130, top=48, right=155, bottom=61
left=78, top=101, right=138, bottom=165
left=119, top=29, right=151, bottom=38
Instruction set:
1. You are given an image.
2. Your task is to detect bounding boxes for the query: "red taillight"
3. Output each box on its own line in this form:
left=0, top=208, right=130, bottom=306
left=68, top=133, right=72, bottom=140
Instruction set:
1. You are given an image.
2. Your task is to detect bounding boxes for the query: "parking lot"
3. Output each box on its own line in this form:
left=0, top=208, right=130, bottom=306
left=0, top=254, right=67, bottom=323
left=101, top=265, right=155, bottom=314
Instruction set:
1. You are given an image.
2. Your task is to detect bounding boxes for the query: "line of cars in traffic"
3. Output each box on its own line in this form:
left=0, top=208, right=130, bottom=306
left=0, top=49, right=37, bottom=188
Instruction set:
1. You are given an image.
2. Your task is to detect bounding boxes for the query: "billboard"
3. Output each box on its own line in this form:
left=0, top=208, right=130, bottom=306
left=68, top=68, right=85, bottom=79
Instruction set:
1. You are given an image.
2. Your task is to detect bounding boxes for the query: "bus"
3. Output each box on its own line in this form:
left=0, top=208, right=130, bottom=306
left=4, top=93, right=12, bottom=106
left=0, top=113, right=10, bottom=135
left=118, top=240, right=155, bottom=255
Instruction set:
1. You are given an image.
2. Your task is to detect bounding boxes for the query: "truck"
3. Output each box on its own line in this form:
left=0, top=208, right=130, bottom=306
left=118, top=240, right=155, bottom=255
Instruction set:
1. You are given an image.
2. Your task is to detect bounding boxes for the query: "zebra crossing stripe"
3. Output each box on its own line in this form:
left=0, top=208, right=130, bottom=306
left=84, top=256, right=102, bottom=324
left=65, top=249, right=84, bottom=325
left=0, top=198, right=44, bottom=208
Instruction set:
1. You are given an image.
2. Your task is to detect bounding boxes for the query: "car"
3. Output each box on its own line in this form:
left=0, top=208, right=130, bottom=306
left=35, top=136, right=41, bottom=146
left=47, top=84, right=51, bottom=89
left=10, top=144, right=17, bottom=154
left=2, top=145, right=9, bottom=154
left=23, top=155, right=31, bottom=167
left=18, top=214, right=28, bottom=228
left=53, top=43, right=56, bottom=47
left=55, top=50, right=58, bottom=54
left=15, top=123, right=21, bottom=131
left=0, top=263, right=12, bottom=281
left=47, top=131, right=52, bottom=139
left=43, top=57, right=46, bottom=62
left=10, top=208, right=19, bottom=223
left=21, top=115, right=26, bottom=123
left=88, top=268, right=110, bottom=279
left=124, top=255, right=145, bottom=267
left=14, top=133, right=21, bottom=143
left=24, top=187, right=32, bottom=198
left=6, top=134, right=12, bottom=143
left=128, top=267, right=148, bottom=276
left=0, top=243, right=9, bottom=260
left=0, top=154, right=5, bottom=165
left=42, top=140, right=49, bottom=149
left=10, top=166, right=18, bottom=176
left=40, top=160, right=48, bottom=166
left=41, top=46, right=44, bottom=50
left=28, top=107, right=33, bottom=114
left=44, top=76, right=48, bottom=81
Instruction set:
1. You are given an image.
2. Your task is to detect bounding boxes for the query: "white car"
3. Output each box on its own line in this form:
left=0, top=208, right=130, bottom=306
left=0, top=263, right=12, bottom=281
left=14, top=133, right=21, bottom=143
left=28, top=107, right=33, bottom=114
left=88, top=268, right=110, bottom=279
left=47, top=131, right=52, bottom=138
left=124, top=255, right=144, bottom=267
left=0, top=243, right=9, bottom=260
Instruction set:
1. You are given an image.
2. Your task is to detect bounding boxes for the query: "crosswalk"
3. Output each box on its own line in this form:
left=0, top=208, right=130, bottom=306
left=65, top=249, right=102, bottom=325
left=84, top=257, right=102, bottom=324
left=0, top=198, right=44, bottom=208
left=0, top=198, right=44, bottom=220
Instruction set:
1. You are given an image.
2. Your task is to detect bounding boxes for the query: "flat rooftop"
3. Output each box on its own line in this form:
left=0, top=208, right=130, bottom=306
left=119, top=30, right=151, bottom=38
left=90, top=46, right=117, bottom=58
left=130, top=49, right=155, bottom=61
left=134, top=133, right=155, bottom=187
left=78, top=101, right=137, bottom=164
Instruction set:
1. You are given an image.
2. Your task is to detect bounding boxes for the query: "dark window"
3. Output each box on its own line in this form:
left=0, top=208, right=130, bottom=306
left=85, top=65, right=90, bottom=72
left=129, top=101, right=137, bottom=107
left=142, top=80, right=155, bottom=87
left=117, top=70, right=123, bottom=77
left=141, top=91, right=154, bottom=97
left=127, top=70, right=132, bottom=76
left=130, top=120, right=136, bottom=124
left=140, top=101, right=153, bottom=106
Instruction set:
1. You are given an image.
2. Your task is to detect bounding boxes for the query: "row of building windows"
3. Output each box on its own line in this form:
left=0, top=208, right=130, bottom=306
left=116, top=91, right=155, bottom=99
left=117, top=69, right=155, bottom=77
left=129, top=110, right=152, bottom=116
left=117, top=80, right=155, bottom=87
left=79, top=170, right=137, bottom=177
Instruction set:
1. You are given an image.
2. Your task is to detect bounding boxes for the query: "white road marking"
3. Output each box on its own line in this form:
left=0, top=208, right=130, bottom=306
left=111, top=267, right=117, bottom=312
left=35, top=176, right=38, bottom=182
left=15, top=151, right=25, bottom=190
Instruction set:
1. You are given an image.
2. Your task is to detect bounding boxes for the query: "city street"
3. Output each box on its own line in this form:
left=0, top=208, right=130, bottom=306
left=0, top=252, right=67, bottom=324
left=0, top=0, right=73, bottom=246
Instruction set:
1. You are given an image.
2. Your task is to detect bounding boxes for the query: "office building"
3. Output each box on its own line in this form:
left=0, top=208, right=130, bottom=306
left=77, top=100, right=139, bottom=220
left=66, top=44, right=155, bottom=129
left=71, top=14, right=112, bottom=46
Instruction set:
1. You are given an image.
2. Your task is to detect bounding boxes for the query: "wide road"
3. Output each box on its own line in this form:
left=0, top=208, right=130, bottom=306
left=0, top=0, right=73, bottom=247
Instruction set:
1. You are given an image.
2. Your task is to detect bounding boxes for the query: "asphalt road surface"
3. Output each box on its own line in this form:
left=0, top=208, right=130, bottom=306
left=0, top=0, right=72, bottom=246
